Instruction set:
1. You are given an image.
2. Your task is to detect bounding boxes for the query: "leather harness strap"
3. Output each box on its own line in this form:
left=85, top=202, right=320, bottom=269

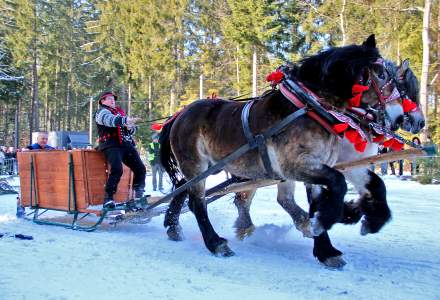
left=241, top=100, right=280, bottom=179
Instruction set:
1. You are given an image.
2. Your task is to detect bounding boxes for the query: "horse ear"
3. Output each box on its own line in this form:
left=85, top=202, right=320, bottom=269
left=400, top=58, right=410, bottom=72
left=362, top=34, right=376, bottom=48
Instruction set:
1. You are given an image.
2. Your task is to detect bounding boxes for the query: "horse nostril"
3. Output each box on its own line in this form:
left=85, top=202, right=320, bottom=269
left=419, top=120, right=425, bottom=129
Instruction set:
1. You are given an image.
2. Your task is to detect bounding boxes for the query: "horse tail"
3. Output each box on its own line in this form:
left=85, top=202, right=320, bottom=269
left=159, top=114, right=186, bottom=189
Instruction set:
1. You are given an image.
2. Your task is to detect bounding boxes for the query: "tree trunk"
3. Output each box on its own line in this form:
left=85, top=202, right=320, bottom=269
left=340, top=0, right=347, bottom=46
left=236, top=44, right=240, bottom=96
left=32, top=0, right=39, bottom=133
left=148, top=75, right=152, bottom=120
left=44, top=79, right=49, bottom=131
left=169, top=86, right=176, bottom=115
left=32, top=57, right=39, bottom=132
left=252, top=47, right=257, bottom=97
left=15, top=98, right=19, bottom=149
left=420, top=0, right=432, bottom=142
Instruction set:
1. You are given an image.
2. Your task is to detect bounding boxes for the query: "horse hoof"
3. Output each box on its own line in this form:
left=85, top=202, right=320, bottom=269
left=360, top=220, right=371, bottom=236
left=167, top=225, right=184, bottom=241
left=295, top=219, right=313, bottom=238
left=235, top=225, right=255, bottom=240
left=311, top=213, right=325, bottom=236
left=215, top=241, right=235, bottom=257
left=322, top=256, right=347, bottom=269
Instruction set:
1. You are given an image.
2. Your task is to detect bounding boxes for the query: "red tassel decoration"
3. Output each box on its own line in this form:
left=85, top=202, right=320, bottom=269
left=266, top=70, right=284, bottom=85
left=349, top=93, right=362, bottom=107
left=151, top=123, right=163, bottom=131
left=402, top=98, right=417, bottom=113
left=333, top=123, right=349, bottom=133
left=391, top=140, right=404, bottom=151
left=354, top=140, right=367, bottom=152
left=383, top=139, right=394, bottom=148
left=372, top=134, right=384, bottom=143
left=352, top=84, right=369, bottom=94
left=344, top=129, right=359, bottom=144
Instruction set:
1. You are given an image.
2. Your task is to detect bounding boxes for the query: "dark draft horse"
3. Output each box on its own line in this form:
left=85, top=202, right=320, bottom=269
left=159, top=35, right=404, bottom=268
left=232, top=59, right=424, bottom=268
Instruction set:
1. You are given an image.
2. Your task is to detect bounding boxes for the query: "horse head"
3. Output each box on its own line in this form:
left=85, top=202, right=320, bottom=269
left=396, top=59, right=424, bottom=134
left=295, top=34, right=404, bottom=131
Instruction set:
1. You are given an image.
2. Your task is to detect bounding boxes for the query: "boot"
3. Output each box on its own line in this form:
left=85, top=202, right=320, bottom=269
left=133, top=186, right=145, bottom=201
left=103, top=193, right=115, bottom=209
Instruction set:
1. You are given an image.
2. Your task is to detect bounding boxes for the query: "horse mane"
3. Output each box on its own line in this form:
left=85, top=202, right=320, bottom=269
left=290, top=43, right=380, bottom=104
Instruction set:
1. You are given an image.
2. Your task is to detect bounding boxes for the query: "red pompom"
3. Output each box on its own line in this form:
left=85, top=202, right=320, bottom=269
left=266, top=70, right=284, bottom=85
left=344, top=129, right=359, bottom=144
left=151, top=123, right=163, bottom=131
left=333, top=123, right=349, bottom=133
left=352, top=84, right=369, bottom=94
left=354, top=140, right=367, bottom=152
left=402, top=98, right=417, bottom=113
left=372, top=134, right=384, bottom=143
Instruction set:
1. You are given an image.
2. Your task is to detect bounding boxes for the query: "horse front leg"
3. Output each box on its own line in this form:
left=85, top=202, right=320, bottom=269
left=233, top=189, right=257, bottom=240
left=342, top=169, right=391, bottom=235
left=306, top=184, right=346, bottom=269
left=188, top=181, right=235, bottom=257
left=359, top=170, right=391, bottom=235
left=297, top=164, right=347, bottom=234
left=277, top=180, right=312, bottom=238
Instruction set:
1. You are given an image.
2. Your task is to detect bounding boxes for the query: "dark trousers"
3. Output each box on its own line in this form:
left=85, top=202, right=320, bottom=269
left=103, top=145, right=146, bottom=198
left=389, top=160, right=403, bottom=176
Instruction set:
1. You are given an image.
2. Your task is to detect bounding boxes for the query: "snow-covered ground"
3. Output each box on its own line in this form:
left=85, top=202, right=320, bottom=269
left=0, top=174, right=439, bottom=300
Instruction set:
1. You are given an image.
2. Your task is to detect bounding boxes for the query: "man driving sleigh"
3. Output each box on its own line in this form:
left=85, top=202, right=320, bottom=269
left=95, top=91, right=146, bottom=209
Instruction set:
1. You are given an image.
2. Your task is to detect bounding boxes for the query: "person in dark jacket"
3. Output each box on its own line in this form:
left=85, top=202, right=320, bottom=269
left=95, top=91, right=146, bottom=208
left=148, top=135, right=163, bottom=191
left=27, top=132, right=55, bottom=150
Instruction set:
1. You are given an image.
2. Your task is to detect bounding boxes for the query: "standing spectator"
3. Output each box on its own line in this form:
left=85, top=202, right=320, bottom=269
left=0, top=147, right=5, bottom=174
left=379, top=145, right=388, bottom=175
left=26, top=132, right=55, bottom=150
left=411, top=137, right=421, bottom=175
left=389, top=147, right=403, bottom=176
left=148, top=134, right=163, bottom=191
left=95, top=91, right=146, bottom=208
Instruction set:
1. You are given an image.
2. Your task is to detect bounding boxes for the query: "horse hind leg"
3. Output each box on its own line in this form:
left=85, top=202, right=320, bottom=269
left=164, top=179, right=187, bottom=241
left=277, top=180, right=312, bottom=238
left=188, top=181, right=235, bottom=257
left=233, top=189, right=256, bottom=240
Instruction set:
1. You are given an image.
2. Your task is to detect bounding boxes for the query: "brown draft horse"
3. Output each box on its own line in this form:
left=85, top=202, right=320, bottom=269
left=232, top=59, right=423, bottom=268
left=159, top=35, right=404, bottom=267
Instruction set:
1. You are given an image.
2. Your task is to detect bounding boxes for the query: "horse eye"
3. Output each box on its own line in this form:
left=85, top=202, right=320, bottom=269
left=378, top=72, right=385, bottom=80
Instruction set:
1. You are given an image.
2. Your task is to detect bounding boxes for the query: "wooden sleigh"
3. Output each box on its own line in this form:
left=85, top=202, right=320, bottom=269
left=16, top=148, right=429, bottom=231
left=17, top=150, right=158, bottom=231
